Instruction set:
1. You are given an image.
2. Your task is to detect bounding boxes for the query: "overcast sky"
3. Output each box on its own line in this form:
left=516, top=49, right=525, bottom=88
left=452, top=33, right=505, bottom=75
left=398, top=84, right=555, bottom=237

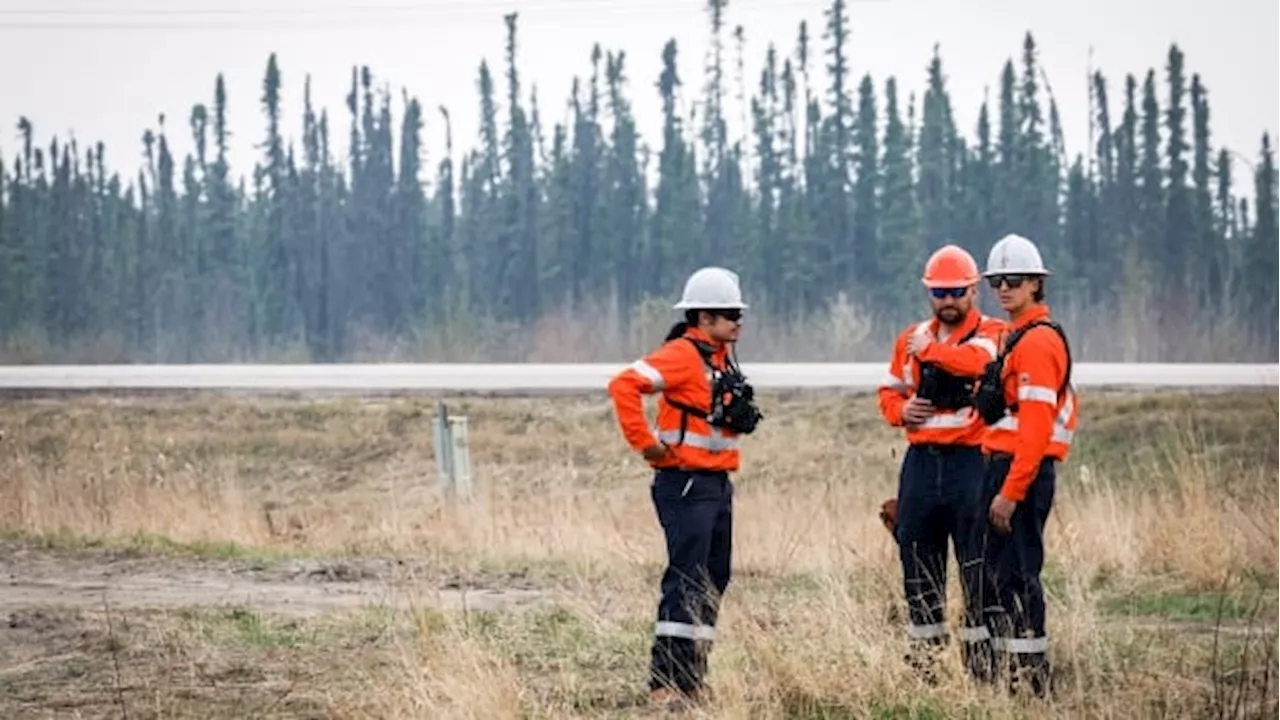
left=1, top=0, right=1276, bottom=190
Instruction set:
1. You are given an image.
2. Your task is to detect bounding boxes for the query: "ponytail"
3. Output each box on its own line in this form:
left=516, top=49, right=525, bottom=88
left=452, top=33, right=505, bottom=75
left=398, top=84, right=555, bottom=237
left=664, top=321, right=689, bottom=342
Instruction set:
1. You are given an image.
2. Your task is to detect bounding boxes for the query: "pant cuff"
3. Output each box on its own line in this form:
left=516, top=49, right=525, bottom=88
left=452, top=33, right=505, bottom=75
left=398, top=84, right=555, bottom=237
left=906, top=621, right=948, bottom=640
left=655, top=620, right=716, bottom=642
left=991, top=636, right=1048, bottom=653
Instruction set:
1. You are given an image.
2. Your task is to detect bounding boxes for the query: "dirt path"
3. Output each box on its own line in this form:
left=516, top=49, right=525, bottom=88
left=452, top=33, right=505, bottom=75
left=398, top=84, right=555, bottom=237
left=1, top=541, right=1268, bottom=637
left=0, top=542, right=550, bottom=619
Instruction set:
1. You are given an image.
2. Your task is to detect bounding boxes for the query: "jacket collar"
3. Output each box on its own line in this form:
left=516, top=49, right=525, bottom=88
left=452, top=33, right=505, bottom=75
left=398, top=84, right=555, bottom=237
left=1010, top=303, right=1051, bottom=330
left=683, top=326, right=728, bottom=359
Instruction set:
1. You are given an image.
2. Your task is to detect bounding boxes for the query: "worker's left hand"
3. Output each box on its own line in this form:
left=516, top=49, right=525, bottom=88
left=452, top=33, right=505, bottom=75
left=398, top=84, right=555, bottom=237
left=878, top=498, right=898, bottom=535
left=906, top=331, right=933, bottom=356
left=988, top=494, right=1016, bottom=534
left=641, top=442, right=672, bottom=462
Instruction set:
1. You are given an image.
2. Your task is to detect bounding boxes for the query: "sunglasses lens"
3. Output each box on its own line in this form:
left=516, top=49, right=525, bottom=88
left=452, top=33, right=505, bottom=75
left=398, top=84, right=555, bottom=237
left=988, top=275, right=1026, bottom=289
left=718, top=310, right=742, bottom=321
left=930, top=287, right=965, bottom=299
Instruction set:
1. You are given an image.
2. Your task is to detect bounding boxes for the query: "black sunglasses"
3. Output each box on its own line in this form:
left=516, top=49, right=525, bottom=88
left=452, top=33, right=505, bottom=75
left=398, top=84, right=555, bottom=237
left=711, top=309, right=744, bottom=322
left=929, top=287, right=968, bottom=299
left=987, top=274, right=1029, bottom=289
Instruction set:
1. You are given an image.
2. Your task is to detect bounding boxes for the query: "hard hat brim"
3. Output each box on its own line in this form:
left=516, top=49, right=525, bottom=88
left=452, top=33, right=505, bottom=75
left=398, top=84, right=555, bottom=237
left=981, top=268, right=1052, bottom=277
left=921, top=277, right=979, bottom=289
left=673, top=300, right=750, bottom=310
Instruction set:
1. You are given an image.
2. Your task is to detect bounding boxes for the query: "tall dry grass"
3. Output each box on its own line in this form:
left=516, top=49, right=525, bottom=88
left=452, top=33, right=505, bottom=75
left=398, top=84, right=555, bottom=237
left=0, top=391, right=1275, bottom=717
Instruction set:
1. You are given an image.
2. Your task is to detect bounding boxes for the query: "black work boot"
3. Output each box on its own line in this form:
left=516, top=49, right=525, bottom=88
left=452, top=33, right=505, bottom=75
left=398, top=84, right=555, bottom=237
left=904, top=638, right=947, bottom=685
left=1007, top=653, right=1052, bottom=699
left=962, top=638, right=997, bottom=684
left=690, top=639, right=714, bottom=703
left=649, top=636, right=700, bottom=697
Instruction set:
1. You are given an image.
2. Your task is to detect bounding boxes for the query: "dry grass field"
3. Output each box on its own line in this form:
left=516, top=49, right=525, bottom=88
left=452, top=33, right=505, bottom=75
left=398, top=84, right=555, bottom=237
left=0, top=388, right=1276, bottom=719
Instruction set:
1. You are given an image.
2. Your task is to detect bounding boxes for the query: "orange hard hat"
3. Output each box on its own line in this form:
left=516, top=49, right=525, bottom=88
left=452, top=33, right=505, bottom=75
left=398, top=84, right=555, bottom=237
left=921, top=244, right=980, bottom=288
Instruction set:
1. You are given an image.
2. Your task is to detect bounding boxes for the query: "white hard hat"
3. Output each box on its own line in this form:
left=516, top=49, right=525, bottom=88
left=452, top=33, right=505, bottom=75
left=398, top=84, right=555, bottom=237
left=673, top=266, right=749, bottom=310
left=983, top=233, right=1051, bottom=276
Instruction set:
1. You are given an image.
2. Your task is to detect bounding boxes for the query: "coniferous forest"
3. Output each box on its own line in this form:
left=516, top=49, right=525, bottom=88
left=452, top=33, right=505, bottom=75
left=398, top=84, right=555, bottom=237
left=1, top=2, right=1276, bottom=364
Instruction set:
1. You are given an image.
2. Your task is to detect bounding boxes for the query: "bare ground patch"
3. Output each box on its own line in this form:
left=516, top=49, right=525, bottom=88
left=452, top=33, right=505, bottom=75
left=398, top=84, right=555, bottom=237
left=0, top=541, right=550, bottom=619
left=0, top=542, right=555, bottom=719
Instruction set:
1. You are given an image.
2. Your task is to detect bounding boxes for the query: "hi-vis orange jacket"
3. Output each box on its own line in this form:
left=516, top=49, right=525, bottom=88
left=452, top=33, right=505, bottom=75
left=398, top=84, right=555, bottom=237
left=982, top=304, right=1078, bottom=502
left=607, top=327, right=741, bottom=473
left=878, top=310, right=1007, bottom=447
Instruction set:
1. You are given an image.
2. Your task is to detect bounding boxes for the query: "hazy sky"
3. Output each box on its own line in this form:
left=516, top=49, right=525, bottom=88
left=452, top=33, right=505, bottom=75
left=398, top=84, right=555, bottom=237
left=1, top=0, right=1276, bottom=191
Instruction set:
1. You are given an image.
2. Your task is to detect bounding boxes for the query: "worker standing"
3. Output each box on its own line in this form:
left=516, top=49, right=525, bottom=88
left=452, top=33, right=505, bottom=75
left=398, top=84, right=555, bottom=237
left=607, top=266, right=763, bottom=707
left=877, top=245, right=1007, bottom=683
left=972, top=233, right=1078, bottom=697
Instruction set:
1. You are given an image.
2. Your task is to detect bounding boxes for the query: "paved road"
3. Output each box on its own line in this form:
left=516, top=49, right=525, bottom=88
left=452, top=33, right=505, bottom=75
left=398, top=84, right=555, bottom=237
left=0, top=362, right=1275, bottom=393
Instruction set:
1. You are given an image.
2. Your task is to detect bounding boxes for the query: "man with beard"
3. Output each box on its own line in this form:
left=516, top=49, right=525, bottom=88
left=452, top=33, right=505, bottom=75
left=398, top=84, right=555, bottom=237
left=877, top=244, right=1007, bottom=683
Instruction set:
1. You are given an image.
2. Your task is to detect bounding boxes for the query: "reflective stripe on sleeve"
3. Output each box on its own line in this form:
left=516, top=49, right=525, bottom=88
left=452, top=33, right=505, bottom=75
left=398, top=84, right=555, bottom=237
left=880, top=372, right=908, bottom=391
left=959, top=625, right=991, bottom=642
left=630, top=360, right=665, bottom=390
left=967, top=336, right=998, bottom=359
left=1017, top=385, right=1059, bottom=404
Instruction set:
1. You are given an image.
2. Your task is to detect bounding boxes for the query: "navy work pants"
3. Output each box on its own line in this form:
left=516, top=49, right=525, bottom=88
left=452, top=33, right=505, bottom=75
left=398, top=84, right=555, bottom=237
left=895, top=443, right=991, bottom=678
left=980, top=453, right=1056, bottom=694
left=648, top=468, right=734, bottom=694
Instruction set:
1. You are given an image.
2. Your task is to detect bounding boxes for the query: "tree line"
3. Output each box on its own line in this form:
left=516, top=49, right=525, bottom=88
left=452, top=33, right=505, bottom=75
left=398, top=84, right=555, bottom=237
left=0, top=0, right=1276, bottom=364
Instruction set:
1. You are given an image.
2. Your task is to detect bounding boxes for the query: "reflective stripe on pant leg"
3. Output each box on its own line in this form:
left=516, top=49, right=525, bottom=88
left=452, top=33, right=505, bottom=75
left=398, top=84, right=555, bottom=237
left=1007, top=459, right=1056, bottom=665
left=649, top=470, right=720, bottom=692
left=898, top=445, right=948, bottom=642
left=655, top=621, right=716, bottom=641
left=702, top=476, right=733, bottom=635
left=993, top=636, right=1048, bottom=653
left=942, top=446, right=997, bottom=682
left=980, top=454, right=1016, bottom=663
left=947, top=446, right=992, bottom=643
left=694, top=474, right=733, bottom=684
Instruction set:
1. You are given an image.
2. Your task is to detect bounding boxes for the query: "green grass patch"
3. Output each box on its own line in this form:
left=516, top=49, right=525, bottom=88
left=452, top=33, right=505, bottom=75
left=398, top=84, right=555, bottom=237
left=425, top=603, right=649, bottom=710
left=175, top=606, right=318, bottom=648
left=1069, top=390, right=1278, bottom=479
left=0, top=528, right=318, bottom=562
left=1099, top=586, right=1277, bottom=623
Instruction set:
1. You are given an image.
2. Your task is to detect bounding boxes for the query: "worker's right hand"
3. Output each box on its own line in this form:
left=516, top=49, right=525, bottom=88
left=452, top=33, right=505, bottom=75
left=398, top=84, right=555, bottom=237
left=901, top=396, right=935, bottom=427
left=641, top=442, right=672, bottom=462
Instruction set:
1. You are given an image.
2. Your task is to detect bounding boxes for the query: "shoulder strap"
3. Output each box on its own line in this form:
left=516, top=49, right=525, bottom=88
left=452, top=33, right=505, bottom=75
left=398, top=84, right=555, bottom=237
left=682, top=336, right=717, bottom=369
left=1000, top=319, right=1073, bottom=394
left=999, top=319, right=1045, bottom=359
left=660, top=337, right=717, bottom=445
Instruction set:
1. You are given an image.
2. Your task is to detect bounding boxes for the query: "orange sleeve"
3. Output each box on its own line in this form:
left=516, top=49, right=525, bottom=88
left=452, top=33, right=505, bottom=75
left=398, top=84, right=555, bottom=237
left=999, top=329, right=1066, bottom=502
left=607, top=340, right=698, bottom=452
left=877, top=329, right=911, bottom=427
left=915, top=319, right=1003, bottom=377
